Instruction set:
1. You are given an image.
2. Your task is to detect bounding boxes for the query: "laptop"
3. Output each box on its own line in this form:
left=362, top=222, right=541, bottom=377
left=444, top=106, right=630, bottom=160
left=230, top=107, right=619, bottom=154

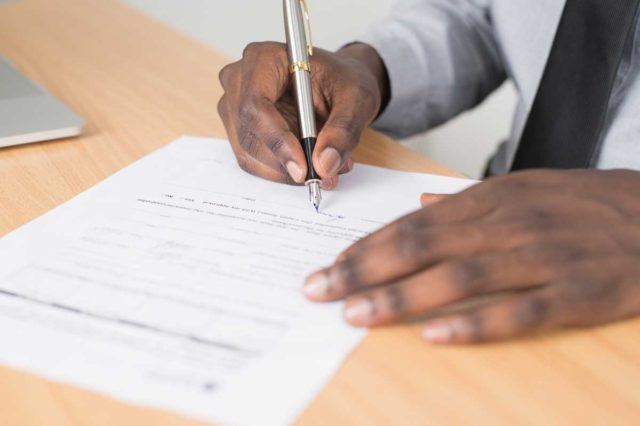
left=0, top=55, right=84, bottom=148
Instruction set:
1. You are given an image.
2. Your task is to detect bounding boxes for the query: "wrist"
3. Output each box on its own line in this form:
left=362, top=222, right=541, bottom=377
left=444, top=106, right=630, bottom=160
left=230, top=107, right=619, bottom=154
left=337, top=43, right=390, bottom=117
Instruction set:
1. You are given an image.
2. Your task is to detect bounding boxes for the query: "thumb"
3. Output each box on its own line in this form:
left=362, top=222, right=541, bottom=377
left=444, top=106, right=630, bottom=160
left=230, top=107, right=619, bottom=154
left=313, top=91, right=375, bottom=178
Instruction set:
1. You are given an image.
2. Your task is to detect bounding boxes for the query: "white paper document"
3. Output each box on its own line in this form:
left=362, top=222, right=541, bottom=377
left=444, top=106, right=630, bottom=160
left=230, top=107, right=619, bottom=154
left=0, top=137, right=475, bottom=425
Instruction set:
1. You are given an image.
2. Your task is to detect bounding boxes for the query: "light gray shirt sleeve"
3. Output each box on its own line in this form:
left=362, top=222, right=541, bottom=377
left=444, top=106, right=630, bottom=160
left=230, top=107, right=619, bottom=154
left=357, top=0, right=507, bottom=139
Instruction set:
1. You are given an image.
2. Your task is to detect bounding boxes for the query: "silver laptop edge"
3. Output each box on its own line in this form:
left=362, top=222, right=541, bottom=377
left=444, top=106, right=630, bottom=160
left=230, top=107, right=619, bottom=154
left=0, top=55, right=84, bottom=148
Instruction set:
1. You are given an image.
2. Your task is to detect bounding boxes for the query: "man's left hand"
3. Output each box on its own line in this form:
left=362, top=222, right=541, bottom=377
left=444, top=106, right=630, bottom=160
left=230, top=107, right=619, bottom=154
left=304, top=169, right=640, bottom=344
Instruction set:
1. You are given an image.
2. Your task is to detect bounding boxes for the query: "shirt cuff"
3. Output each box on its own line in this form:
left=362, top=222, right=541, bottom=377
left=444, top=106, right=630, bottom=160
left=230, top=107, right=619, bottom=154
left=354, top=24, right=431, bottom=139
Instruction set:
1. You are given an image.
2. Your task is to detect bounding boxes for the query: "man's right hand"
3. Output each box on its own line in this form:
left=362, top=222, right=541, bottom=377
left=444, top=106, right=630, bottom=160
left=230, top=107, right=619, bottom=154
left=217, top=42, right=389, bottom=189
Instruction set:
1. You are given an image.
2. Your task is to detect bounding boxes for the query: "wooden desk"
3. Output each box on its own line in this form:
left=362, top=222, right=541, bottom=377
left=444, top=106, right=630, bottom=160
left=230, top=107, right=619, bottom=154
left=0, top=0, right=638, bottom=424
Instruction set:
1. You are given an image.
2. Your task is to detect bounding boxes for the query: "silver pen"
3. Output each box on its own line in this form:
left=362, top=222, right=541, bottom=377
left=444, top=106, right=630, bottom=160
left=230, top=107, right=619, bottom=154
left=283, top=0, right=322, bottom=212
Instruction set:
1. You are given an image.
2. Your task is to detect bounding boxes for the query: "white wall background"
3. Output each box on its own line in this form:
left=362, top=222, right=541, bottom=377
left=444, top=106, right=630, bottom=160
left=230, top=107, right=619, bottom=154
left=125, top=0, right=517, bottom=178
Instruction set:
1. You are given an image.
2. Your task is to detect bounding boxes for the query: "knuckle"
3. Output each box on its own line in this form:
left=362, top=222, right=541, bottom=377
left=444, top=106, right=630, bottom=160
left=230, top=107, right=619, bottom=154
left=461, top=313, right=485, bottom=343
left=395, top=220, right=424, bottom=259
left=395, top=214, right=432, bottom=260
left=329, top=116, right=360, bottom=142
left=265, top=41, right=287, bottom=55
left=384, top=286, right=406, bottom=315
left=336, top=256, right=363, bottom=292
left=218, top=63, right=237, bottom=87
left=242, top=41, right=285, bottom=61
left=238, top=100, right=260, bottom=126
left=448, top=258, right=489, bottom=295
left=265, top=131, right=289, bottom=156
left=242, top=41, right=262, bottom=57
left=515, top=295, right=551, bottom=328
left=237, top=127, right=262, bottom=159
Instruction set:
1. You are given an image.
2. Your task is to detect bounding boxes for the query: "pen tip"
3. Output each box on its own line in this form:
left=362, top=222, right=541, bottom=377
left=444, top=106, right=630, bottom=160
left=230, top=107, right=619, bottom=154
left=307, top=180, right=322, bottom=213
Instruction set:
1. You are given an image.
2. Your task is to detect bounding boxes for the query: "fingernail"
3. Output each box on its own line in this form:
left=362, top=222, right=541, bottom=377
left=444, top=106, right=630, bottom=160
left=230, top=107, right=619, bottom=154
left=344, top=298, right=374, bottom=325
left=304, top=272, right=330, bottom=299
left=286, top=161, right=305, bottom=183
left=319, top=147, right=342, bottom=175
left=422, top=321, right=453, bottom=344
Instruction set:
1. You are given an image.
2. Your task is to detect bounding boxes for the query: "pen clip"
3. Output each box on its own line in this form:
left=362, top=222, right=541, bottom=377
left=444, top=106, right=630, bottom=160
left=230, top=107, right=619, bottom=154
left=299, top=0, right=313, bottom=56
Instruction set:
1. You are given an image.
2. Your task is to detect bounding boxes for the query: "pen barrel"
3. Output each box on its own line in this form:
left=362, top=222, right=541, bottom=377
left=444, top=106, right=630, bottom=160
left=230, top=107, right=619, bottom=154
left=283, top=0, right=309, bottom=65
left=301, top=137, right=320, bottom=181
left=292, top=69, right=317, bottom=139
left=284, top=0, right=317, bottom=139
left=284, top=0, right=319, bottom=183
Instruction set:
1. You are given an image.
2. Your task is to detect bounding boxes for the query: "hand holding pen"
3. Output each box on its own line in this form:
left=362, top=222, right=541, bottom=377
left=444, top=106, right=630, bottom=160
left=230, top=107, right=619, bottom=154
left=283, top=0, right=322, bottom=210
left=217, top=1, right=390, bottom=208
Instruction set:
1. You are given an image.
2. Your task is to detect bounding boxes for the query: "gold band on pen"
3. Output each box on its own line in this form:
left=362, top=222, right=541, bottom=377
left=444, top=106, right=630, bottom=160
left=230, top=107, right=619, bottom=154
left=289, top=61, right=311, bottom=74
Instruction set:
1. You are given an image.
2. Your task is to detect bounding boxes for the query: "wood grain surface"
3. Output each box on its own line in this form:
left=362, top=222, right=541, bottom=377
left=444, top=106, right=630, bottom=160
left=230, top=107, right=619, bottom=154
left=0, top=1, right=638, bottom=425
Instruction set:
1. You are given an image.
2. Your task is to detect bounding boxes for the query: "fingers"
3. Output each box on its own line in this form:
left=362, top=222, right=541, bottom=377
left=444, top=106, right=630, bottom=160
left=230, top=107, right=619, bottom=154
left=417, top=260, right=636, bottom=345
left=339, top=252, right=640, bottom=344
left=220, top=42, right=381, bottom=185
left=420, top=286, right=558, bottom=344
left=305, top=180, right=627, bottom=302
left=305, top=217, right=536, bottom=302
left=218, top=42, right=307, bottom=184
left=417, top=259, right=616, bottom=345
left=229, top=141, right=296, bottom=184
left=340, top=244, right=575, bottom=327
left=221, top=100, right=298, bottom=184
left=236, top=97, right=308, bottom=182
